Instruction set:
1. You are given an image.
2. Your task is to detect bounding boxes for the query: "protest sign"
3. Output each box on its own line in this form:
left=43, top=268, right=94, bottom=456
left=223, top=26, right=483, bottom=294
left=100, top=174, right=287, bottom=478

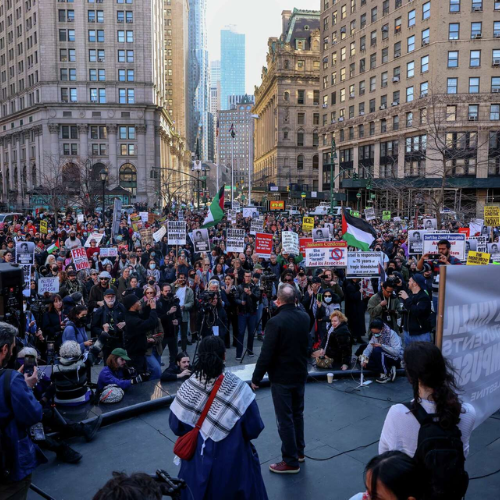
left=382, top=211, right=391, bottom=221
left=38, top=277, right=59, bottom=294
left=191, top=228, right=210, bottom=253
left=282, top=231, right=299, bottom=255
left=488, top=243, right=500, bottom=262
left=100, top=248, right=118, bottom=258
left=423, top=233, right=466, bottom=261
left=77, top=214, right=85, bottom=223
left=40, top=220, right=48, bottom=234
left=299, top=238, right=313, bottom=258
left=466, top=251, right=490, bottom=266
left=302, top=217, right=314, bottom=232
left=408, top=230, right=427, bottom=255
left=255, top=233, right=273, bottom=258
left=439, top=265, right=500, bottom=428
left=469, top=218, right=484, bottom=237
left=243, top=207, right=258, bottom=218
left=312, top=228, right=329, bottom=242
left=139, top=228, right=153, bottom=245
left=347, top=251, right=382, bottom=278
left=364, top=207, right=376, bottom=221
left=71, top=247, right=90, bottom=271
left=84, top=233, right=105, bottom=247
left=484, top=206, right=500, bottom=226
left=226, top=229, right=245, bottom=253
left=423, top=218, right=437, bottom=230
left=16, top=241, right=35, bottom=266
left=139, top=212, right=149, bottom=223
left=458, top=227, right=470, bottom=238
left=168, top=221, right=186, bottom=245
left=153, top=225, right=166, bottom=243
left=20, top=264, right=31, bottom=286
left=228, top=209, right=237, bottom=223
left=250, top=217, right=264, bottom=235
left=304, top=241, right=347, bottom=267
left=269, top=201, right=285, bottom=211
left=112, top=198, right=122, bottom=235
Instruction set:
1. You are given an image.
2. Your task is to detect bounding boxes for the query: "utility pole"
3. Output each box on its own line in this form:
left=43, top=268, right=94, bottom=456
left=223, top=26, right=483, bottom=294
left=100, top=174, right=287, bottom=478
left=195, top=138, right=200, bottom=208
left=230, top=123, right=235, bottom=209
left=329, top=137, right=337, bottom=215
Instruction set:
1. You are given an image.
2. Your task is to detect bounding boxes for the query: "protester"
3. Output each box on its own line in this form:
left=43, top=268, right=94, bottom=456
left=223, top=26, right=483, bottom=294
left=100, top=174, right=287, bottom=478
left=97, top=348, right=144, bottom=391
left=174, top=272, right=194, bottom=351
left=367, top=280, right=401, bottom=333
left=160, top=351, right=191, bottom=382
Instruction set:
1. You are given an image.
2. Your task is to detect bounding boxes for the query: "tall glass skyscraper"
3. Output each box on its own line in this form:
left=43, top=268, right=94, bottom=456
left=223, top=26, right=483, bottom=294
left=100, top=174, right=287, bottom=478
left=220, top=27, right=246, bottom=110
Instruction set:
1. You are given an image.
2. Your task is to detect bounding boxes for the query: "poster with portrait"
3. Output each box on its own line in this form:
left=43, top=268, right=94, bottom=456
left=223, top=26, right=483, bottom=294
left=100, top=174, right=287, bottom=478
left=487, top=243, right=500, bottom=262
left=422, top=218, right=437, bottom=231
left=408, top=230, right=427, bottom=255
left=312, top=228, right=329, bottom=242
left=15, top=241, right=35, bottom=266
left=191, top=229, right=210, bottom=253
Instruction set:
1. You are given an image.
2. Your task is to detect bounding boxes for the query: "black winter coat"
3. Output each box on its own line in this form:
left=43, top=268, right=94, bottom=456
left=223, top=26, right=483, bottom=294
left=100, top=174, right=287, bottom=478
left=343, top=280, right=366, bottom=338
left=91, top=302, right=127, bottom=350
left=124, top=309, right=158, bottom=358
left=401, top=289, right=432, bottom=336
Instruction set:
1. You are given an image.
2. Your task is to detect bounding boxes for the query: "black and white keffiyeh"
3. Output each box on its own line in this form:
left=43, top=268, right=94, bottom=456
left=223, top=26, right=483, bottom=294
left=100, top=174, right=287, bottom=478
left=170, top=371, right=255, bottom=442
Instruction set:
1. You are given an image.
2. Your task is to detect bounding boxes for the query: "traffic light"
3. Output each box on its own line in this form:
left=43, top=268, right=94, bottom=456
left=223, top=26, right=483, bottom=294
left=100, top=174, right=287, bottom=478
left=353, top=173, right=358, bottom=180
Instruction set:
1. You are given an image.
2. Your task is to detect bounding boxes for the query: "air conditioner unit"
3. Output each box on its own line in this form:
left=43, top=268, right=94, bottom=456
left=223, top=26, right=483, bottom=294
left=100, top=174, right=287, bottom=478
left=422, top=40, right=429, bottom=46
left=472, top=6, right=482, bottom=11
left=394, top=52, right=401, bottom=58
left=359, top=111, right=365, bottom=115
left=338, top=117, right=344, bottom=122
left=349, top=93, right=355, bottom=98
left=420, top=93, right=427, bottom=98
left=493, top=59, right=500, bottom=66
left=392, top=76, right=400, bottom=83
left=472, top=34, right=482, bottom=39
left=468, top=115, right=478, bottom=121
left=89, top=19, right=95, bottom=22
left=322, top=104, right=328, bottom=108
left=126, top=19, right=133, bottom=23
left=360, top=47, right=366, bottom=52
left=98, top=57, right=104, bottom=62
left=495, top=33, right=500, bottom=38
left=382, top=26, right=388, bottom=32
left=117, top=19, right=124, bottom=23
left=493, top=88, right=500, bottom=93
left=391, top=101, right=399, bottom=106
left=379, top=104, right=387, bottom=110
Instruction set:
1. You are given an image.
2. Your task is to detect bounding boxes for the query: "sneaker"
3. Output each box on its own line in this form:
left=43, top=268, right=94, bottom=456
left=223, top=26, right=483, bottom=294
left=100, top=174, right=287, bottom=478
left=235, top=357, right=242, bottom=361
left=56, top=443, right=83, bottom=464
left=269, top=461, right=300, bottom=474
left=298, top=454, right=305, bottom=463
left=248, top=353, right=255, bottom=358
left=390, top=365, right=397, bottom=383
left=82, top=415, right=103, bottom=442
left=376, top=374, right=390, bottom=384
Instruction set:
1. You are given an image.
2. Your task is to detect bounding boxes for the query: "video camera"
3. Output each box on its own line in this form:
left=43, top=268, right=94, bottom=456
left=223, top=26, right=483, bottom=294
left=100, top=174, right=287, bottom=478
left=198, top=290, right=219, bottom=313
left=260, top=267, right=277, bottom=298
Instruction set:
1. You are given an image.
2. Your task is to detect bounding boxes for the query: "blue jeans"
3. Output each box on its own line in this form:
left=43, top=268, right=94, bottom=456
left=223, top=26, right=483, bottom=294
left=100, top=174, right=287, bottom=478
left=404, top=330, right=432, bottom=346
left=236, top=313, right=257, bottom=358
left=366, top=346, right=401, bottom=375
left=146, top=353, right=162, bottom=380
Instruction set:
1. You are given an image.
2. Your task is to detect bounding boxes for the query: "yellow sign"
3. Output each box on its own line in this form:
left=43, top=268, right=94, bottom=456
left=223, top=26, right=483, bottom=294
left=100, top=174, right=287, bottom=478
left=484, top=206, right=500, bottom=226
left=466, top=251, right=491, bottom=266
left=270, top=201, right=285, bottom=211
left=40, top=220, right=48, bottom=234
left=302, top=217, right=314, bottom=232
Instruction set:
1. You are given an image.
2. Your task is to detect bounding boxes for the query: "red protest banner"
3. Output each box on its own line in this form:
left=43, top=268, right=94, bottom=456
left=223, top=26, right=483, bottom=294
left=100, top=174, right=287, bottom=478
left=255, top=233, right=273, bottom=258
left=299, top=238, right=313, bottom=257
left=71, top=247, right=91, bottom=271
left=458, top=227, right=470, bottom=238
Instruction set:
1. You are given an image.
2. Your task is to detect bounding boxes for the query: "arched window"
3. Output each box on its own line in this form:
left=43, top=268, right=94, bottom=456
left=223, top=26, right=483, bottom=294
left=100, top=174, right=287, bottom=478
left=297, top=130, right=304, bottom=147
left=297, top=155, right=304, bottom=170
left=91, top=162, right=107, bottom=182
left=313, top=155, right=319, bottom=169
left=313, top=131, right=319, bottom=147
left=284, top=91, right=289, bottom=101
left=31, top=164, right=36, bottom=187
left=119, top=163, right=137, bottom=197
left=284, top=60, right=290, bottom=69
left=63, top=162, right=79, bottom=186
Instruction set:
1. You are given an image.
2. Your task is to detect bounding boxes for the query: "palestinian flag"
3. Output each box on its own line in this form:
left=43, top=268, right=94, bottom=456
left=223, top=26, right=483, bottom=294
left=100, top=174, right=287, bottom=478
left=342, top=208, right=376, bottom=250
left=202, top=185, right=225, bottom=228
left=47, top=241, right=60, bottom=254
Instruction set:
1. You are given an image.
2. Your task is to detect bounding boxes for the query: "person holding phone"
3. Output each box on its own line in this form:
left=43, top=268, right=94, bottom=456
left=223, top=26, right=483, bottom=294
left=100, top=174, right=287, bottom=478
left=62, top=305, right=92, bottom=354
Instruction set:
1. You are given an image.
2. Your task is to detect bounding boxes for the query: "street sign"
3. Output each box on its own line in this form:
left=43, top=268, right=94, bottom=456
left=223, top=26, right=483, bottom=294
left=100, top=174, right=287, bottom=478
left=382, top=211, right=391, bottom=221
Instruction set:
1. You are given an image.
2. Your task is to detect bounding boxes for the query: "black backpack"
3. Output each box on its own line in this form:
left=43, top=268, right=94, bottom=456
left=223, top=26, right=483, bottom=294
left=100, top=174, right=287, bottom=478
left=404, top=402, right=469, bottom=500
left=0, top=368, right=13, bottom=479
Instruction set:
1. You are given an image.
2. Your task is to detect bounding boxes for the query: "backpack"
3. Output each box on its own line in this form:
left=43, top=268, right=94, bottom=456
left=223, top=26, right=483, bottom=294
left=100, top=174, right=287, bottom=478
left=404, top=402, right=469, bottom=500
left=0, top=368, right=13, bottom=479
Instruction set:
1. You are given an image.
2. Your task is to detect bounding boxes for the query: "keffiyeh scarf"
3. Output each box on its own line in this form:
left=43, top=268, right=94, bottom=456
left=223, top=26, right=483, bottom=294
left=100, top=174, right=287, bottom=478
left=170, top=371, right=255, bottom=442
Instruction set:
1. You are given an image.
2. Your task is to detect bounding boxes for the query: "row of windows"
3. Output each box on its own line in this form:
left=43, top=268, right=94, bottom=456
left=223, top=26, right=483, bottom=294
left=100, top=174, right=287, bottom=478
left=57, top=1, right=134, bottom=3
left=448, top=21, right=500, bottom=39
left=60, top=87, right=135, bottom=103
left=60, top=125, right=135, bottom=140
left=60, top=10, right=134, bottom=23
left=59, top=49, right=135, bottom=63
left=58, top=29, right=134, bottom=43
left=62, top=143, right=137, bottom=156
left=446, top=77, right=500, bottom=94
left=59, top=68, right=134, bottom=82
left=447, top=50, right=500, bottom=68
left=283, top=89, right=320, bottom=105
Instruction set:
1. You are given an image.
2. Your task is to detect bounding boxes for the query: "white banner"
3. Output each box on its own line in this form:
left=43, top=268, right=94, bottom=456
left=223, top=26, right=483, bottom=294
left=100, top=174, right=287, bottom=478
left=38, top=277, right=60, bottom=294
left=469, top=218, right=484, bottom=237
left=282, top=231, right=299, bottom=255
left=250, top=218, right=264, bottom=235
left=364, top=208, right=376, bottom=221
left=423, top=233, right=466, bottom=261
left=99, top=247, right=118, bottom=258
left=168, top=221, right=186, bottom=245
left=226, top=229, right=245, bottom=253
left=84, top=233, right=105, bottom=247
left=153, top=225, right=166, bottom=243
left=304, top=242, right=347, bottom=268
left=441, top=266, right=500, bottom=428
left=408, top=230, right=428, bottom=255
left=347, top=251, right=382, bottom=278
left=243, top=207, right=259, bottom=218
left=139, top=212, right=149, bottom=223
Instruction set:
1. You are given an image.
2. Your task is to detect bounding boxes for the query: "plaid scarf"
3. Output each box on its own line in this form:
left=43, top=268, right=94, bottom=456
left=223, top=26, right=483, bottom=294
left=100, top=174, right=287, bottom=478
left=170, top=371, right=255, bottom=442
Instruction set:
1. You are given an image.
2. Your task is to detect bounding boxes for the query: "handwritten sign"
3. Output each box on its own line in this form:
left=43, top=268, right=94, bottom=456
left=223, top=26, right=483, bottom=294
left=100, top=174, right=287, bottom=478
left=71, top=247, right=90, bottom=271
left=466, top=251, right=491, bottom=266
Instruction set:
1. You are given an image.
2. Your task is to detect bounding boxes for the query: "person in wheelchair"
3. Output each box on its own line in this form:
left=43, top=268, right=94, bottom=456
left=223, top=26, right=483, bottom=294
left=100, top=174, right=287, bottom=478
left=311, top=310, right=352, bottom=371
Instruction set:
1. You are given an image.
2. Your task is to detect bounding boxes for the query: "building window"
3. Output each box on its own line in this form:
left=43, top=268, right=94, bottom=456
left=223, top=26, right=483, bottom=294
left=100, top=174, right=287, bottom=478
left=448, top=51, right=459, bottom=68
left=446, top=105, right=457, bottom=121
left=407, top=61, right=415, bottom=78
left=470, top=50, right=481, bottom=67
left=422, top=2, right=430, bottom=20
left=297, top=131, right=304, bottom=147
left=408, top=9, right=415, bottom=27
left=297, top=90, right=305, bottom=105
left=492, top=77, right=500, bottom=92
left=119, top=163, right=137, bottom=196
left=393, top=115, right=399, bottom=131
left=297, top=155, right=304, bottom=169
left=422, top=28, right=430, bottom=45
left=493, top=105, right=500, bottom=121
left=420, top=81, right=428, bottom=97
left=471, top=22, right=482, bottom=38
left=468, top=104, right=479, bottom=120
left=406, top=86, right=414, bottom=102
left=449, top=23, right=459, bottom=40
left=407, top=35, right=415, bottom=53
left=447, top=77, right=458, bottom=93
left=469, top=77, right=480, bottom=93
left=450, top=0, right=460, bottom=13
left=421, top=55, right=429, bottom=72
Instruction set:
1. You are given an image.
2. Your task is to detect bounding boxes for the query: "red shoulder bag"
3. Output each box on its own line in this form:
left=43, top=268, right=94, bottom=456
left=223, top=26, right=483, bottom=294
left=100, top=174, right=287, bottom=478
left=173, top=374, right=224, bottom=461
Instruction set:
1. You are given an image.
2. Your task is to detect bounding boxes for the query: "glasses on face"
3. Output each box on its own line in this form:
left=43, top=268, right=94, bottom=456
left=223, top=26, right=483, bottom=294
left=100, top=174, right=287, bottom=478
left=284, top=279, right=293, bottom=283
left=100, top=278, right=109, bottom=281
left=324, top=295, right=332, bottom=299
left=146, top=291, right=155, bottom=295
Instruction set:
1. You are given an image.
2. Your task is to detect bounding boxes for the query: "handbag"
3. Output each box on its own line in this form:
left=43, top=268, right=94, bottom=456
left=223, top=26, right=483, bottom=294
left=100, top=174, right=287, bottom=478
left=99, top=384, right=125, bottom=404
left=173, top=374, right=224, bottom=461
left=315, top=329, right=334, bottom=369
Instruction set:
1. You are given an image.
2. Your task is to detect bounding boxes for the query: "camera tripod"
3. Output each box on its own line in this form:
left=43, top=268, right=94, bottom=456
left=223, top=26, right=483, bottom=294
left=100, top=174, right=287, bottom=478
left=238, top=306, right=268, bottom=365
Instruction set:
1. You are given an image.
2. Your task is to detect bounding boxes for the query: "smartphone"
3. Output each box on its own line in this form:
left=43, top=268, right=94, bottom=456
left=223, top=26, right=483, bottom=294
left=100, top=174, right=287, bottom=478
left=317, top=293, right=323, bottom=303
left=24, top=356, right=35, bottom=377
left=428, top=254, right=441, bottom=260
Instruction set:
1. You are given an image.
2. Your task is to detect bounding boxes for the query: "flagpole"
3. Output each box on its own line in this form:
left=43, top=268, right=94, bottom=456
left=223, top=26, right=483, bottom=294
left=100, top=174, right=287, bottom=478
left=231, top=130, right=234, bottom=210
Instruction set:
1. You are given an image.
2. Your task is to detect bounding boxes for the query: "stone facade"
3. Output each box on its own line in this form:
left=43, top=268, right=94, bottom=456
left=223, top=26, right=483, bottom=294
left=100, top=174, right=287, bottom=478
left=253, top=9, right=321, bottom=199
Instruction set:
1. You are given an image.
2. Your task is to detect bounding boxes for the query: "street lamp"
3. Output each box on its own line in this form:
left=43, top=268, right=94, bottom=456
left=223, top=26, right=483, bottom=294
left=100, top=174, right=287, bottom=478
left=100, top=168, right=108, bottom=226
left=301, top=191, right=307, bottom=209
left=356, top=191, right=362, bottom=212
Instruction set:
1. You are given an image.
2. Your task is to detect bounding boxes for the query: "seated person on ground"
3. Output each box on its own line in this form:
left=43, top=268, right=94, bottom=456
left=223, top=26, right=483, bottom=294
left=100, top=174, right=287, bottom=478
left=97, top=348, right=144, bottom=391
left=161, top=351, right=191, bottom=382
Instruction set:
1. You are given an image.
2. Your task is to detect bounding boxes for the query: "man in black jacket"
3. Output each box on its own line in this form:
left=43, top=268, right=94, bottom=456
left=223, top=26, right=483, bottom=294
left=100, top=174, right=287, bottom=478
left=398, top=273, right=432, bottom=345
left=157, top=283, right=182, bottom=366
left=251, top=284, right=310, bottom=475
left=123, top=294, right=158, bottom=373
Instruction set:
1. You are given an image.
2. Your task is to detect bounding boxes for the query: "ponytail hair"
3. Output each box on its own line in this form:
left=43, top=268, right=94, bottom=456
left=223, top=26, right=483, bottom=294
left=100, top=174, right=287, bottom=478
left=404, top=342, right=462, bottom=428
left=191, top=336, right=225, bottom=382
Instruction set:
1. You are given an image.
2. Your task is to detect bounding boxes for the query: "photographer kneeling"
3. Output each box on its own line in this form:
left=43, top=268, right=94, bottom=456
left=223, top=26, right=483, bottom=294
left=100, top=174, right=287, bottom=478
left=160, top=351, right=191, bottom=382
left=97, top=348, right=143, bottom=391
left=197, top=290, right=228, bottom=339
left=361, top=319, right=403, bottom=384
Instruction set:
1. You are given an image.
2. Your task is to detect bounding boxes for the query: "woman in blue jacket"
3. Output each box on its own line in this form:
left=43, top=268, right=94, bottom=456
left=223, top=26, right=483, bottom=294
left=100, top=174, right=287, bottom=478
left=62, top=305, right=93, bottom=353
left=97, top=348, right=143, bottom=391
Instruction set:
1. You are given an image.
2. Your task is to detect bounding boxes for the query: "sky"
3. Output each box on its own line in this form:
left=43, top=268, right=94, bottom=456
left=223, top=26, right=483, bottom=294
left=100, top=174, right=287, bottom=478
left=207, top=0, right=319, bottom=94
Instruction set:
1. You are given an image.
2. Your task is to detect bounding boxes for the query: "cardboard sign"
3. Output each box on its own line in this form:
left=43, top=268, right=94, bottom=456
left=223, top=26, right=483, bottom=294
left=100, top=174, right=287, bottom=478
left=168, top=221, right=186, bottom=245
left=191, top=228, right=210, bottom=253
left=100, top=248, right=118, bottom=258
left=423, top=233, right=466, bottom=261
left=347, top=251, right=382, bottom=278
left=302, top=217, right=314, bottom=232
left=40, top=220, right=48, bottom=234
left=270, top=201, right=285, bottom=211
left=39, top=277, right=59, bottom=294
left=299, top=238, right=313, bottom=258
left=84, top=233, right=105, bottom=247
left=282, top=231, right=299, bottom=255
left=488, top=243, right=500, bottom=262
left=484, top=206, right=500, bottom=226
left=408, top=230, right=427, bottom=255
left=364, top=207, right=376, bottom=221
left=139, top=212, right=149, bottom=223
left=382, top=211, right=391, bottom=221
left=16, top=242, right=35, bottom=266
left=255, top=233, right=273, bottom=258
left=250, top=218, right=264, bottom=235
left=304, top=241, right=348, bottom=267
left=466, top=251, right=491, bottom=266
left=71, top=247, right=90, bottom=271
left=139, top=228, right=153, bottom=245
left=153, top=225, right=166, bottom=243
left=226, top=229, right=245, bottom=253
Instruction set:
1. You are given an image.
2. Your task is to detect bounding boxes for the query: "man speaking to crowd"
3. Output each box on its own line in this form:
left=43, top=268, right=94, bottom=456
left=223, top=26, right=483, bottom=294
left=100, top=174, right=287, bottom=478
left=252, top=284, right=310, bottom=474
